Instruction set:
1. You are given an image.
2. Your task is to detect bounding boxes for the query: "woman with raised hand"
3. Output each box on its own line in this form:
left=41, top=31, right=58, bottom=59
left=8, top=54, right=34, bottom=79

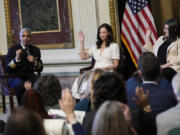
left=60, top=88, right=88, bottom=135
left=144, top=18, right=180, bottom=82
left=72, top=23, right=120, bottom=99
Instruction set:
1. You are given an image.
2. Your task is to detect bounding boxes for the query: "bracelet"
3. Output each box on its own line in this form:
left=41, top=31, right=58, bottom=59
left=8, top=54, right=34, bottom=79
left=143, top=105, right=151, bottom=112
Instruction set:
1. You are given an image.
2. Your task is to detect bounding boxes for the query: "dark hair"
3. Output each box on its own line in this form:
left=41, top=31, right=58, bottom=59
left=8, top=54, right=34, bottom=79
left=138, top=52, right=160, bottom=81
left=165, top=18, right=178, bottom=42
left=92, top=72, right=126, bottom=110
left=96, top=23, right=114, bottom=49
left=35, top=75, right=62, bottom=107
left=22, top=89, right=51, bottom=119
left=4, top=107, right=46, bottom=135
left=177, top=24, right=180, bottom=37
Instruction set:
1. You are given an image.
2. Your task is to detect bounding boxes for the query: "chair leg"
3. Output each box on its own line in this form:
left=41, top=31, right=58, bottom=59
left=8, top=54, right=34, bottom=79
left=9, top=96, right=14, bottom=112
left=2, top=95, right=6, bottom=113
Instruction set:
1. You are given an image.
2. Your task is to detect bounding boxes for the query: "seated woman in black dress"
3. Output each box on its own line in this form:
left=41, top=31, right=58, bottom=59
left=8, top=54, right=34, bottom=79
left=144, top=18, right=180, bottom=82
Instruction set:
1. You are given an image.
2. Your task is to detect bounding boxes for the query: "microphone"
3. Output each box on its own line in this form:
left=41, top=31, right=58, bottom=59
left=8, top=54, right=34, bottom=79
left=25, top=46, right=30, bottom=56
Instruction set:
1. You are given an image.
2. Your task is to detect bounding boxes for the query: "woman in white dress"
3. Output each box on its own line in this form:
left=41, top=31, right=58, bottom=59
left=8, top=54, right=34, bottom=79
left=72, top=23, right=120, bottom=99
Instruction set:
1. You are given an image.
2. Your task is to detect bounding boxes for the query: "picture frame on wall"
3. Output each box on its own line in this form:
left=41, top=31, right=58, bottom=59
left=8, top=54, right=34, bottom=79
left=4, top=0, right=74, bottom=49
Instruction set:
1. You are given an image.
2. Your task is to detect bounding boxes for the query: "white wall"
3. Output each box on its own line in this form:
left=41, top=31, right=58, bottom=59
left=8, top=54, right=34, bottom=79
left=96, top=0, right=111, bottom=26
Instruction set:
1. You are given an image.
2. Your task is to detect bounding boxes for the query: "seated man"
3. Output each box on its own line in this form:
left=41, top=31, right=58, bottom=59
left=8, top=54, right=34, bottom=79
left=5, top=28, right=43, bottom=105
left=126, top=52, right=176, bottom=113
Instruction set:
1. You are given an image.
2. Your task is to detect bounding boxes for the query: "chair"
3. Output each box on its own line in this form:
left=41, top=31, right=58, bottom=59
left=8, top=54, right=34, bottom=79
left=79, top=45, right=125, bottom=79
left=0, top=55, right=16, bottom=113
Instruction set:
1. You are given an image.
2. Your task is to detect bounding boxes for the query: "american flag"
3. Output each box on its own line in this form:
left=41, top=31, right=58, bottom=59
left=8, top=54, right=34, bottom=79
left=121, top=0, right=158, bottom=67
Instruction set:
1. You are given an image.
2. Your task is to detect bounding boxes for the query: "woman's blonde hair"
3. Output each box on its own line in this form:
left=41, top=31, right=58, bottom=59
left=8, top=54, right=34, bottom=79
left=92, top=101, right=128, bottom=135
left=90, top=69, right=104, bottom=109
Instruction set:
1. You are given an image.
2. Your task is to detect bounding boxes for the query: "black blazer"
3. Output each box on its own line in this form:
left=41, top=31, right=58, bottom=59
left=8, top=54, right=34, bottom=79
left=5, top=44, right=43, bottom=78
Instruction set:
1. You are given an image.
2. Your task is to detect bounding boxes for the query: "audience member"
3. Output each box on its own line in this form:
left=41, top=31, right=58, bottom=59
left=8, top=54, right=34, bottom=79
left=34, top=75, right=62, bottom=111
left=4, top=107, right=46, bottom=135
left=75, top=69, right=104, bottom=112
left=60, top=89, right=88, bottom=135
left=126, top=52, right=177, bottom=113
left=83, top=72, right=126, bottom=135
left=71, top=23, right=120, bottom=99
left=5, top=28, right=43, bottom=105
left=144, top=18, right=180, bottom=82
left=126, top=71, right=172, bottom=91
left=156, top=72, right=180, bottom=135
left=133, top=86, right=157, bottom=135
left=92, top=101, right=129, bottom=135
left=22, top=82, right=51, bottom=119
left=23, top=79, right=69, bottom=135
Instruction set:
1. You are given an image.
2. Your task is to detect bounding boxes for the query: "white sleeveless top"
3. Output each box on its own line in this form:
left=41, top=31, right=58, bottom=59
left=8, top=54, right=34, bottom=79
left=87, top=42, right=120, bottom=69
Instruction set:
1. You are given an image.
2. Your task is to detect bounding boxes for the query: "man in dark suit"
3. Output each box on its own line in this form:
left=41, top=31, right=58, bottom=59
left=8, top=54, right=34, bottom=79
left=6, top=28, right=43, bottom=105
left=126, top=52, right=176, bottom=113
left=126, top=52, right=177, bottom=135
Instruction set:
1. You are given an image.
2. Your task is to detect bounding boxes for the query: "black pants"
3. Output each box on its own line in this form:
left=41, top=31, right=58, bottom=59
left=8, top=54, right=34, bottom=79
left=8, top=74, right=39, bottom=105
left=162, top=67, right=177, bottom=82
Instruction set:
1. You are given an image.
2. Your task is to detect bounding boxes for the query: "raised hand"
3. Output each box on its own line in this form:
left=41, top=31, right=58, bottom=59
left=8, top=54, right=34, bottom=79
left=24, top=81, right=32, bottom=91
left=146, top=28, right=152, bottom=39
left=78, top=30, right=85, bottom=43
left=161, top=62, right=173, bottom=69
left=59, top=88, right=76, bottom=123
left=118, top=102, right=131, bottom=125
left=119, top=102, right=138, bottom=135
left=133, top=87, right=151, bottom=112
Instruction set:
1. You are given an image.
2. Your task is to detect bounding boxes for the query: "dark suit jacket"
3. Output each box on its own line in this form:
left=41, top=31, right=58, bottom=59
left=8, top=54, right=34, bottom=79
left=72, top=122, right=88, bottom=135
left=6, top=44, right=43, bottom=79
left=127, top=80, right=177, bottom=114
left=82, top=110, right=96, bottom=135
left=142, top=83, right=176, bottom=113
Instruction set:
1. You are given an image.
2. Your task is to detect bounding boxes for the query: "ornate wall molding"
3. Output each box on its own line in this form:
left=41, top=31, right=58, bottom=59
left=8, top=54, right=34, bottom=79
left=175, top=0, right=180, bottom=23
left=4, top=0, right=13, bottom=48
left=109, top=0, right=120, bottom=45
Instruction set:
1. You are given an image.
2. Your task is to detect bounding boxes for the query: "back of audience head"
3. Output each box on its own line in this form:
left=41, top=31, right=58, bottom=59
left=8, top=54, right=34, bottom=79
left=92, top=101, right=128, bottom=135
left=165, top=18, right=178, bottom=42
left=35, top=75, right=62, bottom=107
left=90, top=69, right=104, bottom=92
left=4, top=107, right=46, bottom=135
left=92, top=72, right=126, bottom=110
left=172, top=72, right=180, bottom=102
left=22, top=89, right=51, bottom=119
left=138, top=52, right=160, bottom=81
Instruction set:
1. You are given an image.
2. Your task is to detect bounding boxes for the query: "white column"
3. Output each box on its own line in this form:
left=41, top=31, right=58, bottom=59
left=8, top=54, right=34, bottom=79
left=96, top=0, right=111, bottom=26
left=71, top=0, right=97, bottom=48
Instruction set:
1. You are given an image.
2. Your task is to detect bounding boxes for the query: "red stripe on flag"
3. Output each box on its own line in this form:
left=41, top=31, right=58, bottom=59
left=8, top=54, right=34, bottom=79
left=125, top=9, right=145, bottom=45
left=122, top=20, right=142, bottom=54
left=134, top=14, right=146, bottom=34
left=141, top=7, right=157, bottom=40
left=121, top=32, right=138, bottom=64
left=146, top=6, right=158, bottom=39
